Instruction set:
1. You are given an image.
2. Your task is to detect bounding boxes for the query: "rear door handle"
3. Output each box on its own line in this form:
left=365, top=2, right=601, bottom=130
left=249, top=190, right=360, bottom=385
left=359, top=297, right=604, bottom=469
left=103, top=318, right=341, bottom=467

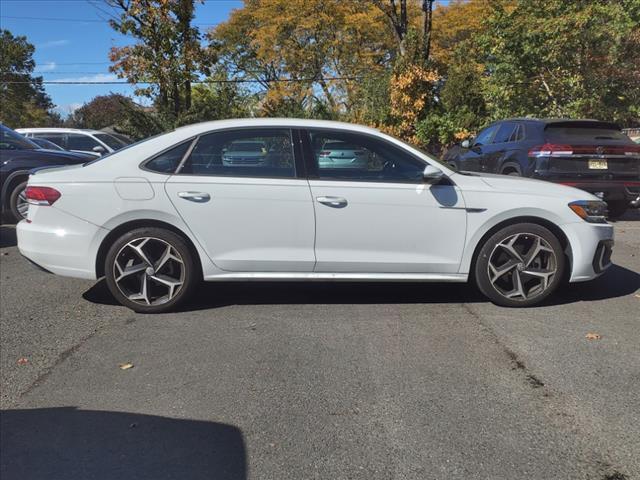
left=178, top=191, right=210, bottom=203
left=316, top=196, right=348, bottom=208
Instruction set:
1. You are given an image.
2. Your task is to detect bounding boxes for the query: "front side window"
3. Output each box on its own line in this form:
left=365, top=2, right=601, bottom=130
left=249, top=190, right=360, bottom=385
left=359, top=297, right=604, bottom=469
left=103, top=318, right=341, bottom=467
left=493, top=123, right=516, bottom=144
left=67, top=133, right=101, bottom=151
left=473, top=125, right=499, bottom=146
left=308, top=130, right=425, bottom=182
left=180, top=128, right=295, bottom=178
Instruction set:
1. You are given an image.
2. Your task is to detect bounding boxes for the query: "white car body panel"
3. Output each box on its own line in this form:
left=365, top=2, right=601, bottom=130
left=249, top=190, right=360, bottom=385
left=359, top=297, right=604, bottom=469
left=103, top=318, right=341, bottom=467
left=165, top=175, right=316, bottom=272
left=309, top=180, right=466, bottom=273
left=16, top=118, right=613, bottom=288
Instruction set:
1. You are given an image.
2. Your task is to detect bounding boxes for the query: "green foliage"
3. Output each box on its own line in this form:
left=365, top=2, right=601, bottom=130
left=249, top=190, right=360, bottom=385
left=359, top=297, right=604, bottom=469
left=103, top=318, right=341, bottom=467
left=479, top=0, right=640, bottom=126
left=67, top=94, right=136, bottom=130
left=0, top=29, right=59, bottom=128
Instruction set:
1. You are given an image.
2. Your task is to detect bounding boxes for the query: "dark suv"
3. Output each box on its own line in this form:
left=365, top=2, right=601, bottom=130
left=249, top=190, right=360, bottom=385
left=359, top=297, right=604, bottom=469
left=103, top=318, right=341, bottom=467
left=1, top=124, right=91, bottom=223
left=444, top=119, right=640, bottom=217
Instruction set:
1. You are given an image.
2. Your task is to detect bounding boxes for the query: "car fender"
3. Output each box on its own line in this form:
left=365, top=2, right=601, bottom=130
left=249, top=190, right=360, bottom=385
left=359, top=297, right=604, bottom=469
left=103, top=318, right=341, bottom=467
left=459, top=206, right=569, bottom=275
left=89, top=208, right=220, bottom=277
left=1, top=170, right=31, bottom=209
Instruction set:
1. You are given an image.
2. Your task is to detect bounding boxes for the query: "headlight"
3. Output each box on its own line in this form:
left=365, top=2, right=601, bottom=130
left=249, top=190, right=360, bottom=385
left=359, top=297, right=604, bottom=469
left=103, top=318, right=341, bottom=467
left=568, top=200, right=608, bottom=223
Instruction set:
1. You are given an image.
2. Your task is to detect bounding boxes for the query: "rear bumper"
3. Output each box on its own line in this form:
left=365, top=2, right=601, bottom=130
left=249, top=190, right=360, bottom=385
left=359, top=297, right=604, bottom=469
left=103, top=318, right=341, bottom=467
left=532, top=174, right=640, bottom=202
left=16, top=206, right=103, bottom=280
left=562, top=222, right=614, bottom=282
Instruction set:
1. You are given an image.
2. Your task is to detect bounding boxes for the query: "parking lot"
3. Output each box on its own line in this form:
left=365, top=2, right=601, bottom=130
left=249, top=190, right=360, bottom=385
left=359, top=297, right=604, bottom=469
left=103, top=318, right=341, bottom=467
left=1, top=212, right=639, bottom=479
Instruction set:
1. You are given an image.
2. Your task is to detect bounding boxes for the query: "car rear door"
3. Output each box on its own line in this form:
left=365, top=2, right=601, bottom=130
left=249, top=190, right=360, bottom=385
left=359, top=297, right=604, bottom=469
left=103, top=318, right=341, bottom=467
left=165, top=127, right=316, bottom=272
left=459, top=124, right=499, bottom=172
left=303, top=129, right=467, bottom=274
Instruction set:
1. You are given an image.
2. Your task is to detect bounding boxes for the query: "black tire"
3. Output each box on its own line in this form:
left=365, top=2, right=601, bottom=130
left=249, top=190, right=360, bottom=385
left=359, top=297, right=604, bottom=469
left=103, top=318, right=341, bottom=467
left=8, top=180, right=28, bottom=223
left=104, top=227, right=199, bottom=313
left=606, top=200, right=628, bottom=219
left=474, top=223, right=565, bottom=307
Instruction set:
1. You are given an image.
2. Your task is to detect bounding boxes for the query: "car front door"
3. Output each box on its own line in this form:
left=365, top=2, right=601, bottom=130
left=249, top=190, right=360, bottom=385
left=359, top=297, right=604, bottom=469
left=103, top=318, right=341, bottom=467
left=459, top=124, right=499, bottom=172
left=303, top=129, right=467, bottom=274
left=483, top=122, right=516, bottom=173
left=165, top=128, right=316, bottom=272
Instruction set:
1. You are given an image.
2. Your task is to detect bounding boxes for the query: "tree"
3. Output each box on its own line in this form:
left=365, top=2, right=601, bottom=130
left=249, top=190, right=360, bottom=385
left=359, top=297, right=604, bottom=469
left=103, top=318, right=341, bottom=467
left=107, top=0, right=213, bottom=117
left=0, top=30, right=58, bottom=128
left=210, top=0, right=395, bottom=117
left=67, top=93, right=136, bottom=130
left=479, top=0, right=640, bottom=125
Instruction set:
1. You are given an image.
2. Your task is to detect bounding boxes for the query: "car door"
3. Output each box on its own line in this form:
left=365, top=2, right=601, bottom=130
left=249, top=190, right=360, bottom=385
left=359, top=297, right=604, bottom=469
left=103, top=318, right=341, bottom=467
left=483, top=122, right=516, bottom=173
left=459, top=124, right=499, bottom=172
left=303, top=129, right=467, bottom=274
left=165, top=127, right=316, bottom=272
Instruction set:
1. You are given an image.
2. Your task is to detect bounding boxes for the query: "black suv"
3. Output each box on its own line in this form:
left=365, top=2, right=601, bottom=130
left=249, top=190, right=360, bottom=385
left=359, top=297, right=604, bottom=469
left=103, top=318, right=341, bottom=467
left=443, top=119, right=640, bottom=217
left=1, top=124, right=91, bottom=223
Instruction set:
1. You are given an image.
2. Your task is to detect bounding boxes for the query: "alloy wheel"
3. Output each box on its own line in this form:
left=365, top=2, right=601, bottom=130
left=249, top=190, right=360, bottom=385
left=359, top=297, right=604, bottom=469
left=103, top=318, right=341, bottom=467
left=16, top=189, right=29, bottom=219
left=113, top=237, right=185, bottom=306
left=487, top=233, right=557, bottom=301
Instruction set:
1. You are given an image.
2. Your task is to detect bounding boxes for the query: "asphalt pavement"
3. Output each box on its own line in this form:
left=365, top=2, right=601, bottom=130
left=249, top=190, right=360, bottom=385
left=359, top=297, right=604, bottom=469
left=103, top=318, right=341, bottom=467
left=1, top=211, right=639, bottom=480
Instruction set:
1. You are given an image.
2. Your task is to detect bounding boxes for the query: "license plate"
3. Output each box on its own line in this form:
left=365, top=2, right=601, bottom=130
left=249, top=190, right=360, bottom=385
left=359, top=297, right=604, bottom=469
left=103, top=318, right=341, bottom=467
left=588, top=159, right=608, bottom=169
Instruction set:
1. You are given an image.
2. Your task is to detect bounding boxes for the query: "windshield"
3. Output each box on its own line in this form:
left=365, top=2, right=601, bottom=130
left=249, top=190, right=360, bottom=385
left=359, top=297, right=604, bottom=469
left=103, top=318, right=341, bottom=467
left=95, top=133, right=128, bottom=150
left=0, top=125, right=39, bottom=150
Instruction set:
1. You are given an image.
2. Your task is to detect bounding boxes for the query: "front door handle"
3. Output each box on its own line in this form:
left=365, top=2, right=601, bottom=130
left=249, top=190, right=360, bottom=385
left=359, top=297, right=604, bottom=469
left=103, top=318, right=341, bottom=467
left=178, top=191, right=211, bottom=203
left=316, top=196, right=348, bottom=208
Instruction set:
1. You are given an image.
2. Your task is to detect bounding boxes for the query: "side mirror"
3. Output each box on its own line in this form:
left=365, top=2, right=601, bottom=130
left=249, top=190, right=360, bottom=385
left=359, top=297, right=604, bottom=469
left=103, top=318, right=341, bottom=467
left=92, top=145, right=106, bottom=154
left=423, top=164, right=445, bottom=184
left=461, top=139, right=471, bottom=149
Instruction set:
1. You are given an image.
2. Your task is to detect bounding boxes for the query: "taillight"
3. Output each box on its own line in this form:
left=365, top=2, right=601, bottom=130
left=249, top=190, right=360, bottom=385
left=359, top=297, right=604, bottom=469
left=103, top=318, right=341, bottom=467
left=529, top=144, right=573, bottom=157
left=25, top=186, right=61, bottom=206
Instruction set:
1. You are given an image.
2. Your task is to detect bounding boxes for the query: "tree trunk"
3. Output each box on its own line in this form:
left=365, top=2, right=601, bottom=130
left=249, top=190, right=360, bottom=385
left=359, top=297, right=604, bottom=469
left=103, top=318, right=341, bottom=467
left=184, top=80, right=191, bottom=111
left=173, top=82, right=181, bottom=116
left=422, top=0, right=434, bottom=62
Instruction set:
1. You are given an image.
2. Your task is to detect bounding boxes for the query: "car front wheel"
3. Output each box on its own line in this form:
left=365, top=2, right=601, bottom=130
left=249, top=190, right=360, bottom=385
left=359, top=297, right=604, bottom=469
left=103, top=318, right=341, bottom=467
left=474, top=223, right=565, bottom=307
left=104, top=227, right=199, bottom=313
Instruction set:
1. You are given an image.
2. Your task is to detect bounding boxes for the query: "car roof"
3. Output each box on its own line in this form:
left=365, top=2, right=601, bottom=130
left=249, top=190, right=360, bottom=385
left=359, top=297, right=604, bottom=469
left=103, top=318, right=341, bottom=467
left=15, top=128, right=105, bottom=134
left=173, top=118, right=382, bottom=136
left=489, top=118, right=620, bottom=127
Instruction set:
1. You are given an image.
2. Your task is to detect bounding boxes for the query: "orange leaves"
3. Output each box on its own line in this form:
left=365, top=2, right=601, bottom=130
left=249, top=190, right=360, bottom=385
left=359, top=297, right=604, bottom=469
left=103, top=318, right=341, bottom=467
left=389, top=64, right=439, bottom=139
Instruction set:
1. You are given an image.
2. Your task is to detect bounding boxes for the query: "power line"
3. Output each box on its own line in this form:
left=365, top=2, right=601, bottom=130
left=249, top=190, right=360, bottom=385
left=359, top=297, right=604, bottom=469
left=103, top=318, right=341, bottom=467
left=2, top=77, right=363, bottom=85
left=1, top=15, right=221, bottom=26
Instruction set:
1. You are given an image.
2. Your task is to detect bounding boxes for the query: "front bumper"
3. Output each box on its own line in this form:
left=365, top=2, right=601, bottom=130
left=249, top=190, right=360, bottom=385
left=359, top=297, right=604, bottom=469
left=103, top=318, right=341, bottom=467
left=562, top=222, right=614, bottom=282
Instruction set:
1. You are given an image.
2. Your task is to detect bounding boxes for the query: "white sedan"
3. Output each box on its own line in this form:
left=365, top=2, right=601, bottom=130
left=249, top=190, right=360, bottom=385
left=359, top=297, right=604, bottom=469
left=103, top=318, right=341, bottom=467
left=17, top=119, right=614, bottom=313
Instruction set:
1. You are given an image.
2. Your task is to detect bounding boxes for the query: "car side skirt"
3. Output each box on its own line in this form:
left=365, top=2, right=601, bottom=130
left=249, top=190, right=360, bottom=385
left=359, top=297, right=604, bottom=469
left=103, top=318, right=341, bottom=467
left=203, top=272, right=468, bottom=282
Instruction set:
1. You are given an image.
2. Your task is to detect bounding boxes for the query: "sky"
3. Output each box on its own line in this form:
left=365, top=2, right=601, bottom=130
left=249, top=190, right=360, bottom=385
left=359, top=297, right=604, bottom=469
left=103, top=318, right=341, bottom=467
left=1, top=0, right=449, bottom=117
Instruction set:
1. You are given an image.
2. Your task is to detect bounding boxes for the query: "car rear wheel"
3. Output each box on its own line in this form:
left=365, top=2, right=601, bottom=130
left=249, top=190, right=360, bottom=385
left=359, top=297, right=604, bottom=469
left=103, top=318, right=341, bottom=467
left=8, top=180, right=29, bottom=223
left=606, top=200, right=628, bottom=219
left=474, top=223, right=565, bottom=307
left=104, top=227, right=199, bottom=313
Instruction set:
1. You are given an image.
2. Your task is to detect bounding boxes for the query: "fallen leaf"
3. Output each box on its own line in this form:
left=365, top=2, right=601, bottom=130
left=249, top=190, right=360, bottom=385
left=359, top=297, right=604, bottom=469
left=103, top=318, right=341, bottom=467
left=119, top=362, right=134, bottom=370
left=1, top=252, right=9, bottom=256
left=17, top=357, right=28, bottom=365
left=585, top=333, right=601, bottom=340
left=634, top=294, right=640, bottom=299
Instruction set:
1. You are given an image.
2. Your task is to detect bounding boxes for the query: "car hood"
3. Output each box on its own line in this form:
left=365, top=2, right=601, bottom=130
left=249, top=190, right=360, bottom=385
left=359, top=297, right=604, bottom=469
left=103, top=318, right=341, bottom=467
left=466, top=172, right=599, bottom=201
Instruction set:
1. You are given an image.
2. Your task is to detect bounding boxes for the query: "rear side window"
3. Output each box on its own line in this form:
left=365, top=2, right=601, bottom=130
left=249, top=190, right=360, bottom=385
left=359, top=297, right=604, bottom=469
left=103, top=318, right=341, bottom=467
left=179, top=128, right=295, bottom=178
left=67, top=133, right=101, bottom=150
left=144, top=141, right=193, bottom=174
left=509, top=124, right=525, bottom=142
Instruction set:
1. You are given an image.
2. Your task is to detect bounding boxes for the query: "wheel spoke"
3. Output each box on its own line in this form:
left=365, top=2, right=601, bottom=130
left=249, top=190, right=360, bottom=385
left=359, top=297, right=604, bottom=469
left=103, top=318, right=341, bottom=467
left=150, top=274, right=183, bottom=300
left=115, top=262, right=147, bottom=282
left=128, top=238, right=153, bottom=267
left=522, top=268, right=555, bottom=290
left=489, top=259, right=519, bottom=283
left=498, top=235, right=524, bottom=262
left=506, top=271, right=527, bottom=299
left=155, top=245, right=183, bottom=271
left=128, top=274, right=150, bottom=305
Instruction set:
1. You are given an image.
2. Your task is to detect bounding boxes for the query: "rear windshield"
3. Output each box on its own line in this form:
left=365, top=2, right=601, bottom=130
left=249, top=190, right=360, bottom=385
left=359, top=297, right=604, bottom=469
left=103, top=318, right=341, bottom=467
left=323, top=142, right=358, bottom=150
left=545, top=126, right=629, bottom=142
